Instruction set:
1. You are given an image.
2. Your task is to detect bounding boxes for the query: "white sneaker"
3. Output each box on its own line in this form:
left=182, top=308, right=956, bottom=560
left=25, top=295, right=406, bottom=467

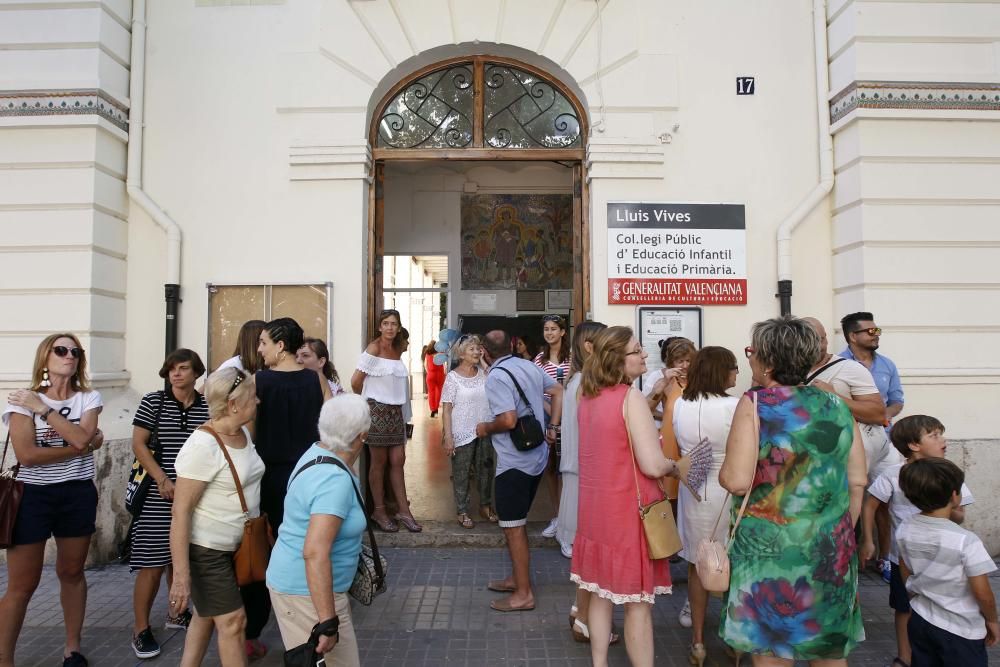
left=678, top=599, right=692, bottom=628
left=542, top=518, right=559, bottom=538
left=560, top=541, right=573, bottom=559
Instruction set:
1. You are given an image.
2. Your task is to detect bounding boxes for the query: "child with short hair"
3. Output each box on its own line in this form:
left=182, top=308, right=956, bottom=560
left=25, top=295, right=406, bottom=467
left=896, top=457, right=998, bottom=666
left=861, top=415, right=975, bottom=667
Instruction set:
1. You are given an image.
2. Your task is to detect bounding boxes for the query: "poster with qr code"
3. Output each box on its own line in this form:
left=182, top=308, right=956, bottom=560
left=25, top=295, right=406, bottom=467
left=636, top=307, right=702, bottom=389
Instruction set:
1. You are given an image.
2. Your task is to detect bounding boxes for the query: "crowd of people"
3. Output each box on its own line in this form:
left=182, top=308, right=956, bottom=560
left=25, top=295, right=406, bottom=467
left=0, top=311, right=996, bottom=667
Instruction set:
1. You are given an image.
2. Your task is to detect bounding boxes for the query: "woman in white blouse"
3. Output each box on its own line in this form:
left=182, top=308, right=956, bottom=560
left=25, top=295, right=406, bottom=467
left=440, top=334, right=496, bottom=528
left=350, top=309, right=421, bottom=533
left=168, top=367, right=266, bottom=667
left=671, top=346, right=739, bottom=667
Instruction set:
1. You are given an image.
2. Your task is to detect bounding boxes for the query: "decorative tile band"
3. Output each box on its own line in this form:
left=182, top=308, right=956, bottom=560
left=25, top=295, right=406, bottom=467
left=0, top=90, right=129, bottom=131
left=831, top=81, right=1000, bottom=124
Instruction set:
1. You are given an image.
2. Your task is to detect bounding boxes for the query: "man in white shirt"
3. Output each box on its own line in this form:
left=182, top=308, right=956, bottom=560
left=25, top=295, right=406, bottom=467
left=804, top=317, right=900, bottom=584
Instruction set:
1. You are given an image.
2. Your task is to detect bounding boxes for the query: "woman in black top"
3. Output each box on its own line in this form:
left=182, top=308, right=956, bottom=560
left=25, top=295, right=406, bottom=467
left=128, top=349, right=209, bottom=660
left=243, top=317, right=330, bottom=658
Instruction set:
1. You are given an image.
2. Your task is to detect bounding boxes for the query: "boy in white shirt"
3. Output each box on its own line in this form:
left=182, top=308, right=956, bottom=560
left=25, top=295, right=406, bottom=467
left=861, top=415, right=974, bottom=667
left=896, top=457, right=998, bottom=666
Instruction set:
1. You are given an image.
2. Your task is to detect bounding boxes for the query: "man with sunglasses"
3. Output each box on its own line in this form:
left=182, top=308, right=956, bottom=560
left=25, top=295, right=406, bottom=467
left=839, top=312, right=904, bottom=428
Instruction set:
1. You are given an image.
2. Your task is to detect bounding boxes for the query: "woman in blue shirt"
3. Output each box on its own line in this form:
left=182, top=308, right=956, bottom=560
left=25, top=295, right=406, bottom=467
left=266, top=394, right=370, bottom=666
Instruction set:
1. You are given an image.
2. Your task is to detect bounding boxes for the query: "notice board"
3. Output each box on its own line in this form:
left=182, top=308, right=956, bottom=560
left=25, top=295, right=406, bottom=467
left=607, top=202, right=746, bottom=305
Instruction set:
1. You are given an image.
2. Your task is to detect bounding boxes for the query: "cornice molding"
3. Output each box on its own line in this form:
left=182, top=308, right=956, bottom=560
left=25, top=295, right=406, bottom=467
left=831, top=81, right=1000, bottom=124
left=0, top=89, right=129, bottom=132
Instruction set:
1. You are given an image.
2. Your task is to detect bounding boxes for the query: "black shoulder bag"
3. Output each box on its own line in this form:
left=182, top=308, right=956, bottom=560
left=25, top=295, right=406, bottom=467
left=124, top=390, right=166, bottom=517
left=495, top=366, right=546, bottom=452
left=288, top=454, right=387, bottom=606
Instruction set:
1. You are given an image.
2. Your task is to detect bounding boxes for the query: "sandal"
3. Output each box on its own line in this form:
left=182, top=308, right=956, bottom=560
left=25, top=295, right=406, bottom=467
left=571, top=618, right=620, bottom=645
left=371, top=507, right=398, bottom=532
left=480, top=506, right=499, bottom=523
left=395, top=513, right=423, bottom=533
left=457, top=513, right=475, bottom=529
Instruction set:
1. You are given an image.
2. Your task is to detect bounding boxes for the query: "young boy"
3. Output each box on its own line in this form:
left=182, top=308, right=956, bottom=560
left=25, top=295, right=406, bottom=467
left=896, top=458, right=998, bottom=666
left=861, top=415, right=975, bottom=667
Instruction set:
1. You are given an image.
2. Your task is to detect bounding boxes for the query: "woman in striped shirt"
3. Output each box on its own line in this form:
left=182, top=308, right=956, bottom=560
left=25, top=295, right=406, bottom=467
left=127, top=349, right=210, bottom=660
left=533, top=315, right=571, bottom=539
left=1, top=333, right=105, bottom=667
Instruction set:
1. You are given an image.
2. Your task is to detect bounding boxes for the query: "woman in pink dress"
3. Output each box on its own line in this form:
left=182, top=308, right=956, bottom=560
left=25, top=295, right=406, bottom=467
left=571, top=326, right=681, bottom=667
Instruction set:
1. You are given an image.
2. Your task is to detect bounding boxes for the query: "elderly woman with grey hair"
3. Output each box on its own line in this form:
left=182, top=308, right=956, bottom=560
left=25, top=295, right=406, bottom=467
left=266, top=394, right=371, bottom=667
left=718, top=316, right=866, bottom=666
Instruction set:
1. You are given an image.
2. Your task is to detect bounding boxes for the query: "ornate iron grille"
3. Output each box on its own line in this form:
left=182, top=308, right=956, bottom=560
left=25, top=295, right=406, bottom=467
left=483, top=62, right=581, bottom=149
left=377, top=63, right=474, bottom=149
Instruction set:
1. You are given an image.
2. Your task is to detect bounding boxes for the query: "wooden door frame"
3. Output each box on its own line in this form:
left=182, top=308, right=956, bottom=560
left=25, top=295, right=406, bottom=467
left=366, top=55, right=592, bottom=339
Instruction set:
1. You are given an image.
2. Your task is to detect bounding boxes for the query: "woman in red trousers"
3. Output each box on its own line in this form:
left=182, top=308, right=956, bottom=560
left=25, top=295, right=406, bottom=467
left=424, top=341, right=445, bottom=417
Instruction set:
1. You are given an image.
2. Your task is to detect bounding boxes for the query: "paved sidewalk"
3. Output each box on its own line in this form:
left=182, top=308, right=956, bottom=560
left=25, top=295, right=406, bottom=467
left=4, top=547, right=1000, bottom=666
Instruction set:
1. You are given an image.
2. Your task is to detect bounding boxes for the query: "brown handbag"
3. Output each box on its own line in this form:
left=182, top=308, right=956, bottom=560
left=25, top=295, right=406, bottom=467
left=0, top=432, right=24, bottom=549
left=624, top=390, right=683, bottom=560
left=199, top=426, right=271, bottom=586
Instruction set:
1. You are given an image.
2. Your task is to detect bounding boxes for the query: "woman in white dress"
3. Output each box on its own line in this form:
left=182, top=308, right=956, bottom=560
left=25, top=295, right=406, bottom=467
left=440, top=335, right=496, bottom=528
left=672, top=346, right=740, bottom=667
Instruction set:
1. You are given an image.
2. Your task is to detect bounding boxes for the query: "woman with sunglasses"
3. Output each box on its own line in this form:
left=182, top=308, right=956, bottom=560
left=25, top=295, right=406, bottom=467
left=127, top=349, right=210, bottom=660
left=168, top=368, right=266, bottom=667
left=533, top=314, right=571, bottom=540
left=1, top=334, right=105, bottom=667
left=351, top=309, right=421, bottom=533
left=718, top=317, right=866, bottom=666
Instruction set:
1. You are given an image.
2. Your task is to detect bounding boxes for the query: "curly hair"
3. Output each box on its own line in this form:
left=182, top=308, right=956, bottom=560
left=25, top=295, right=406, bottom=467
left=751, top=316, right=821, bottom=386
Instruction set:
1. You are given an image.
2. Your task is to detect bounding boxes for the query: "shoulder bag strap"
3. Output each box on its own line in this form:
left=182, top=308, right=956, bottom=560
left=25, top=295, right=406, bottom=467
left=622, top=387, right=667, bottom=510
left=199, top=425, right=250, bottom=517
left=289, top=454, right=383, bottom=583
left=723, top=392, right=759, bottom=546
left=1, top=431, right=17, bottom=476
left=805, top=357, right=846, bottom=385
left=495, top=366, right=536, bottom=418
left=148, top=390, right=167, bottom=463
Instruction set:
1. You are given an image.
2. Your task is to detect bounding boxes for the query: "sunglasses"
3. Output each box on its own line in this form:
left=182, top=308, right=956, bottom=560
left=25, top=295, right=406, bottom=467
left=542, top=315, right=564, bottom=324
left=744, top=346, right=754, bottom=358
left=379, top=309, right=400, bottom=318
left=53, top=346, right=83, bottom=359
left=854, top=327, right=882, bottom=336
left=228, top=370, right=246, bottom=396
left=625, top=348, right=644, bottom=356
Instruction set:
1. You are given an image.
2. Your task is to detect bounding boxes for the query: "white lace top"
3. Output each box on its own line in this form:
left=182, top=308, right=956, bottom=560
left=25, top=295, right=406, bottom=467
left=356, top=351, right=408, bottom=405
left=441, top=369, right=491, bottom=447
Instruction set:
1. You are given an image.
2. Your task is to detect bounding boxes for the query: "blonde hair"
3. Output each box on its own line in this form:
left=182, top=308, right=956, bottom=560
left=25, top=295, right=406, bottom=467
left=581, top=326, right=633, bottom=398
left=31, top=333, right=90, bottom=392
left=455, top=334, right=482, bottom=359
left=204, top=367, right=256, bottom=419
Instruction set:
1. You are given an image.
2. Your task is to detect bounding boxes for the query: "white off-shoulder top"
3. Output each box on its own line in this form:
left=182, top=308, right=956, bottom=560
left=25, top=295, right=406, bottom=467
left=356, top=351, right=409, bottom=406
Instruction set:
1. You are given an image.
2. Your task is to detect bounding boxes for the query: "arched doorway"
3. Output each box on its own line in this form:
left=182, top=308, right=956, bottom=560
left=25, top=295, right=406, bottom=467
left=366, top=55, right=591, bottom=339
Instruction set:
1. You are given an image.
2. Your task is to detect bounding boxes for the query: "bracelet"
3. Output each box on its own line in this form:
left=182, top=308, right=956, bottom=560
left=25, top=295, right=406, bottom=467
left=39, top=407, right=54, bottom=422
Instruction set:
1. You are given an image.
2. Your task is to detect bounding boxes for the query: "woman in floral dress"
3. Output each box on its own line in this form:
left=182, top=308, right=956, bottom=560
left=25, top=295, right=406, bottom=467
left=719, top=316, right=868, bottom=666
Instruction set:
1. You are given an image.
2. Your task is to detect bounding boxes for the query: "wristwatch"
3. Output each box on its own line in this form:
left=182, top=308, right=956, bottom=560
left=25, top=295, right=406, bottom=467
left=39, top=407, right=54, bottom=422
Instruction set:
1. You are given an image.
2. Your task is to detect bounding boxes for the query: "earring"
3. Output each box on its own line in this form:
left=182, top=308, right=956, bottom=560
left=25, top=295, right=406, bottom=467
left=41, top=367, right=51, bottom=388
left=232, top=407, right=238, bottom=413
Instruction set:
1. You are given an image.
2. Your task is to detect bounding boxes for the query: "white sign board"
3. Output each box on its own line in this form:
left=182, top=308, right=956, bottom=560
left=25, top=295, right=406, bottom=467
left=607, top=202, right=747, bottom=305
left=636, top=307, right=703, bottom=390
